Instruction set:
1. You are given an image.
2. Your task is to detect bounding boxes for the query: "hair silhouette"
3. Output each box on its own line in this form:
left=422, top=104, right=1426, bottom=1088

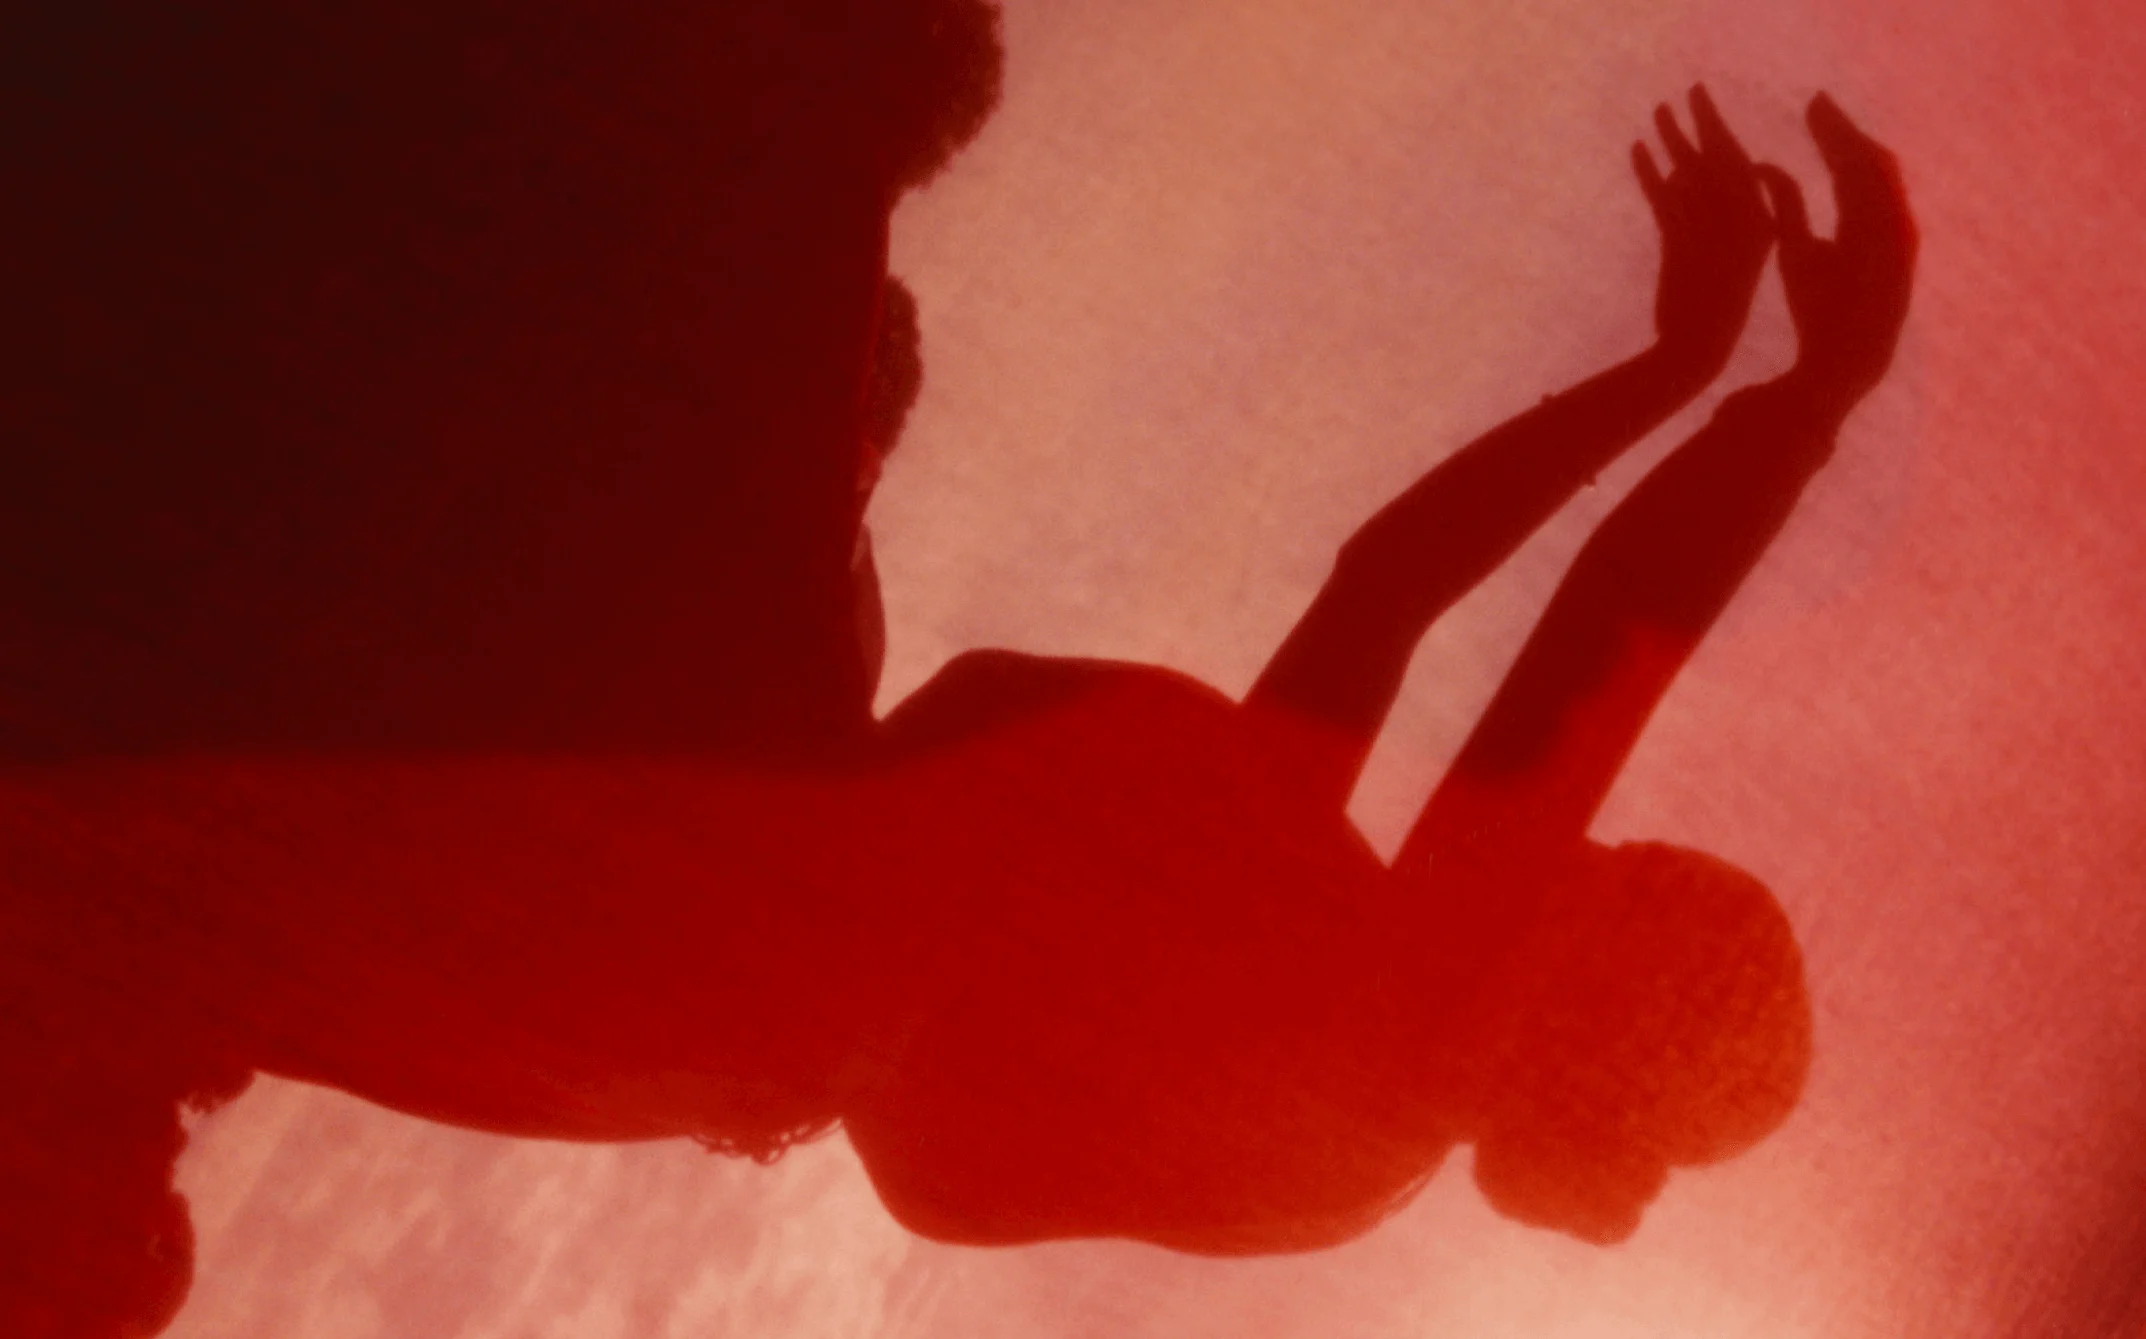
left=0, top=0, right=997, bottom=762
left=2, top=2, right=1001, bottom=1331
left=0, top=5, right=1915, bottom=1324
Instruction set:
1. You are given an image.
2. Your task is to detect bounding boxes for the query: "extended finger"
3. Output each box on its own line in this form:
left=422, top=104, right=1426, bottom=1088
left=1806, top=92, right=1871, bottom=167
left=1633, top=142, right=1670, bottom=219
left=1687, top=84, right=1752, bottom=167
left=1654, top=102, right=1699, bottom=170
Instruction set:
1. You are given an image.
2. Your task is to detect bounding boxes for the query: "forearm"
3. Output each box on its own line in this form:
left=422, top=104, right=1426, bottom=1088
left=1533, top=373, right=1841, bottom=646
left=1352, top=342, right=1721, bottom=596
left=1251, top=341, right=1713, bottom=739
left=1403, top=375, right=1844, bottom=863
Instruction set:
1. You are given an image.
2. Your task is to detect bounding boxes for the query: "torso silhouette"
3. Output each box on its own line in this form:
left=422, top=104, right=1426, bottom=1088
left=4, top=651, right=1470, bottom=1255
left=850, top=652, right=1464, bottom=1253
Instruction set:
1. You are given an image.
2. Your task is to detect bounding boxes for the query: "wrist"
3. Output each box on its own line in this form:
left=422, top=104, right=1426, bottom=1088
left=1637, top=340, right=1726, bottom=406
left=1706, top=374, right=1849, bottom=468
left=1761, top=364, right=1859, bottom=435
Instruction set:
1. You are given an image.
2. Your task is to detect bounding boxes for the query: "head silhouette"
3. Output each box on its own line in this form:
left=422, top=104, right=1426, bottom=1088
left=0, top=7, right=1002, bottom=1334
left=0, top=0, right=1000, bottom=761
left=1465, top=841, right=1811, bottom=1243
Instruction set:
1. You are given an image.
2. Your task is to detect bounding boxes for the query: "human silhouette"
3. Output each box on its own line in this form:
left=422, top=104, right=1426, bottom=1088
left=0, top=2, right=1915, bottom=1326
left=842, top=89, right=1916, bottom=1252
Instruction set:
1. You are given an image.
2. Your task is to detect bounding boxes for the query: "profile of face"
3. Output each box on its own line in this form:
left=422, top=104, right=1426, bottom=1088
left=0, top=0, right=998, bottom=760
left=851, top=273, right=927, bottom=694
left=1465, top=841, right=1812, bottom=1243
left=0, top=10, right=1000, bottom=1331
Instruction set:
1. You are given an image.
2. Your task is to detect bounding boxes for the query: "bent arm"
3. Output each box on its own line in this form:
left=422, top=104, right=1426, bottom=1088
left=1245, top=88, right=1774, bottom=809
left=1406, top=92, right=1916, bottom=870
left=1397, top=375, right=1847, bottom=871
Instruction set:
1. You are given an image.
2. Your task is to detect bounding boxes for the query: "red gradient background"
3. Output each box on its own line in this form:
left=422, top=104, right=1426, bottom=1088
left=159, top=0, right=2146, bottom=1335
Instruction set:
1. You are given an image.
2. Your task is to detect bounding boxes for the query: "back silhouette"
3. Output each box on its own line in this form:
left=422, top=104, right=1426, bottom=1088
left=0, top=5, right=1914, bottom=1329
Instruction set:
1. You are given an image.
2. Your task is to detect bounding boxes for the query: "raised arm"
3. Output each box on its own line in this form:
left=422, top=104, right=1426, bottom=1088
left=1248, top=88, right=1774, bottom=806
left=1401, top=93, right=1916, bottom=870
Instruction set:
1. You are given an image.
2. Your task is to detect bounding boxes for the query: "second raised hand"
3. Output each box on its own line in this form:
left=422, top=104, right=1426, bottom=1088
left=1632, top=85, right=1775, bottom=385
left=1754, top=94, right=1918, bottom=422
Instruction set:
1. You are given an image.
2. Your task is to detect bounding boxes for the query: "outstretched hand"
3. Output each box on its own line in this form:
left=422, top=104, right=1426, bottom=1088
left=1634, top=86, right=1774, bottom=383
left=1756, top=94, right=1918, bottom=418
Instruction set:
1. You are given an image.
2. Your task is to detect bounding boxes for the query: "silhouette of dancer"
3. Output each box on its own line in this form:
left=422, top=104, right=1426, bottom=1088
left=842, top=90, right=1915, bottom=1253
left=0, top=0, right=1914, bottom=1325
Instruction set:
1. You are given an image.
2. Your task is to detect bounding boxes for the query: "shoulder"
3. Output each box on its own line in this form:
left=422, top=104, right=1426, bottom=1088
left=878, top=650, right=1229, bottom=756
